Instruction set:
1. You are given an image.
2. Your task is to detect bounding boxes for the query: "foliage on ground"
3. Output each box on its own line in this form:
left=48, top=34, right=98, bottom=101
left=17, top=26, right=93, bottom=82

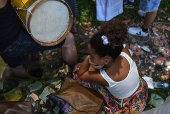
left=76, top=0, right=170, bottom=27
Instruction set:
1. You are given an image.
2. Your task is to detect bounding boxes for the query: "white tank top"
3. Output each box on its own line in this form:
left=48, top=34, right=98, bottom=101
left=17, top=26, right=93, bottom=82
left=100, top=52, right=140, bottom=99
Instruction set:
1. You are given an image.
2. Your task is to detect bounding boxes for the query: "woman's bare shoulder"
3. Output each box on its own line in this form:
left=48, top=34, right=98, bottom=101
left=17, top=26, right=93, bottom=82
left=106, top=51, right=130, bottom=82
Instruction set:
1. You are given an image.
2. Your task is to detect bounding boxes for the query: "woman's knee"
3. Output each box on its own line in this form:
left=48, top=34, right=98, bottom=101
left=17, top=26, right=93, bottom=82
left=62, top=33, right=75, bottom=47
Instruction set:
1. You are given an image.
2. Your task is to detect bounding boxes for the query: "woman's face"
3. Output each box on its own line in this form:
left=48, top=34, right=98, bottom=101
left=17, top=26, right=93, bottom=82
left=88, top=44, right=104, bottom=65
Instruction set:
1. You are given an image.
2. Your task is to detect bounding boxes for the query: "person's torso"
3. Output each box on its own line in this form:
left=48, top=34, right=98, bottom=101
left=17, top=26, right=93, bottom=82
left=100, top=51, right=140, bottom=99
left=0, top=0, right=22, bottom=53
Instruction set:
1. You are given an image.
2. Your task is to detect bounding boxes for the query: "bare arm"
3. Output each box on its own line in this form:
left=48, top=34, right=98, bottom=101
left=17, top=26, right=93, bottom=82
left=77, top=55, right=91, bottom=77
left=77, top=55, right=108, bottom=86
left=0, top=0, right=7, bottom=8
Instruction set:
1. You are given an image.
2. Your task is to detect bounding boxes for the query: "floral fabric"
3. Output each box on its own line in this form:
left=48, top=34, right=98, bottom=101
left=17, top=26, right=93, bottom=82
left=73, top=63, right=148, bottom=114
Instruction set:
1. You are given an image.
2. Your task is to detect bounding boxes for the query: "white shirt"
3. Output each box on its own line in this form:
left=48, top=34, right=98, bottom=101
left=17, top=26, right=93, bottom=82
left=96, top=0, right=123, bottom=21
left=100, top=52, right=140, bottom=99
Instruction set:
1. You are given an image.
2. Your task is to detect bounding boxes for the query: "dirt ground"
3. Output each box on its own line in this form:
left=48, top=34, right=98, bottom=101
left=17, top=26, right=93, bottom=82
left=0, top=19, right=170, bottom=113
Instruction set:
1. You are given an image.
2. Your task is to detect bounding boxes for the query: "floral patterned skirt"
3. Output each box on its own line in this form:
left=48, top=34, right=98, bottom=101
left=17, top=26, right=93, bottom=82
left=73, top=63, right=148, bottom=114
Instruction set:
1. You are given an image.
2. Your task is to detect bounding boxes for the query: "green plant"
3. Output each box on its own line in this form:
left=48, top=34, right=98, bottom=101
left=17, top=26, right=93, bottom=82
left=76, top=0, right=103, bottom=27
left=76, top=0, right=170, bottom=28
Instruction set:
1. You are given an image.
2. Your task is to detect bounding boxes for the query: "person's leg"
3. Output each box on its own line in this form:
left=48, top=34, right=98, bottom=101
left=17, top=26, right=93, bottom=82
left=142, top=11, right=157, bottom=29
left=124, top=0, right=134, bottom=8
left=1, top=28, right=65, bottom=78
left=8, top=35, right=75, bottom=78
left=61, top=32, right=77, bottom=70
left=11, top=65, right=33, bottom=78
left=161, top=74, right=170, bottom=80
left=8, top=33, right=75, bottom=78
left=136, top=10, right=158, bottom=35
left=71, top=17, right=78, bottom=35
left=128, top=0, right=161, bottom=37
left=73, top=17, right=77, bottom=32
left=138, top=10, right=146, bottom=17
left=67, top=0, right=79, bottom=35
left=1, top=42, right=35, bottom=78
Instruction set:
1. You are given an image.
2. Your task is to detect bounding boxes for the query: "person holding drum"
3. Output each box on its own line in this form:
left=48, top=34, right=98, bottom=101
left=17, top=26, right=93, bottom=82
left=65, top=0, right=79, bottom=35
left=0, top=0, right=77, bottom=78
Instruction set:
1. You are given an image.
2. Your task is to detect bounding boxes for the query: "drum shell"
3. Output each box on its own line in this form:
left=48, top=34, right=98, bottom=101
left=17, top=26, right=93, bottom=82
left=11, top=0, right=37, bottom=26
left=11, top=0, right=73, bottom=46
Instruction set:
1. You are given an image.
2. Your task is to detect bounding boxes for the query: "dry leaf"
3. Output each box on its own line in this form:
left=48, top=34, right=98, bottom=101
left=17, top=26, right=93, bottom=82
left=161, top=75, right=169, bottom=80
left=30, top=93, right=39, bottom=101
left=122, top=19, right=131, bottom=24
left=165, top=33, right=169, bottom=38
left=152, top=27, right=158, bottom=33
left=122, top=15, right=126, bottom=18
left=160, top=9, right=165, bottom=13
left=134, top=50, right=144, bottom=56
left=153, top=57, right=166, bottom=64
left=40, top=100, right=44, bottom=104
left=46, top=55, right=53, bottom=60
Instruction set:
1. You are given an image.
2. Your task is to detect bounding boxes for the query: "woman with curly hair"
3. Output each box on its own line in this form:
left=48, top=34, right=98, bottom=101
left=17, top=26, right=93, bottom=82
left=73, top=20, right=148, bottom=113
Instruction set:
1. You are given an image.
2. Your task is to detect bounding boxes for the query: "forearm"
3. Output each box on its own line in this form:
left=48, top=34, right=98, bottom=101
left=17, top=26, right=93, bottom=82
left=77, top=55, right=90, bottom=77
left=0, top=0, right=7, bottom=8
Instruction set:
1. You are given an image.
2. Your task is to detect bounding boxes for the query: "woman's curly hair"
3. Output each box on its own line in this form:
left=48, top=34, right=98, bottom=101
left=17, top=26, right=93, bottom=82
left=89, top=20, right=127, bottom=60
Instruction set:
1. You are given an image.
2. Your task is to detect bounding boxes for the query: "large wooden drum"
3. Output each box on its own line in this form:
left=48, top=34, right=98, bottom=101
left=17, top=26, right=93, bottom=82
left=11, top=0, right=73, bottom=46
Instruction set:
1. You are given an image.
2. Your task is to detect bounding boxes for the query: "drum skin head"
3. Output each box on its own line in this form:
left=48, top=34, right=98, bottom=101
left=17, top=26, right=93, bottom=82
left=29, top=1, right=70, bottom=44
left=11, top=0, right=73, bottom=46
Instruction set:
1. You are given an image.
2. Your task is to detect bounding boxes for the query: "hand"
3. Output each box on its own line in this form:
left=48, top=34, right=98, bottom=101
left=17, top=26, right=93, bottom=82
left=89, top=56, right=104, bottom=69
